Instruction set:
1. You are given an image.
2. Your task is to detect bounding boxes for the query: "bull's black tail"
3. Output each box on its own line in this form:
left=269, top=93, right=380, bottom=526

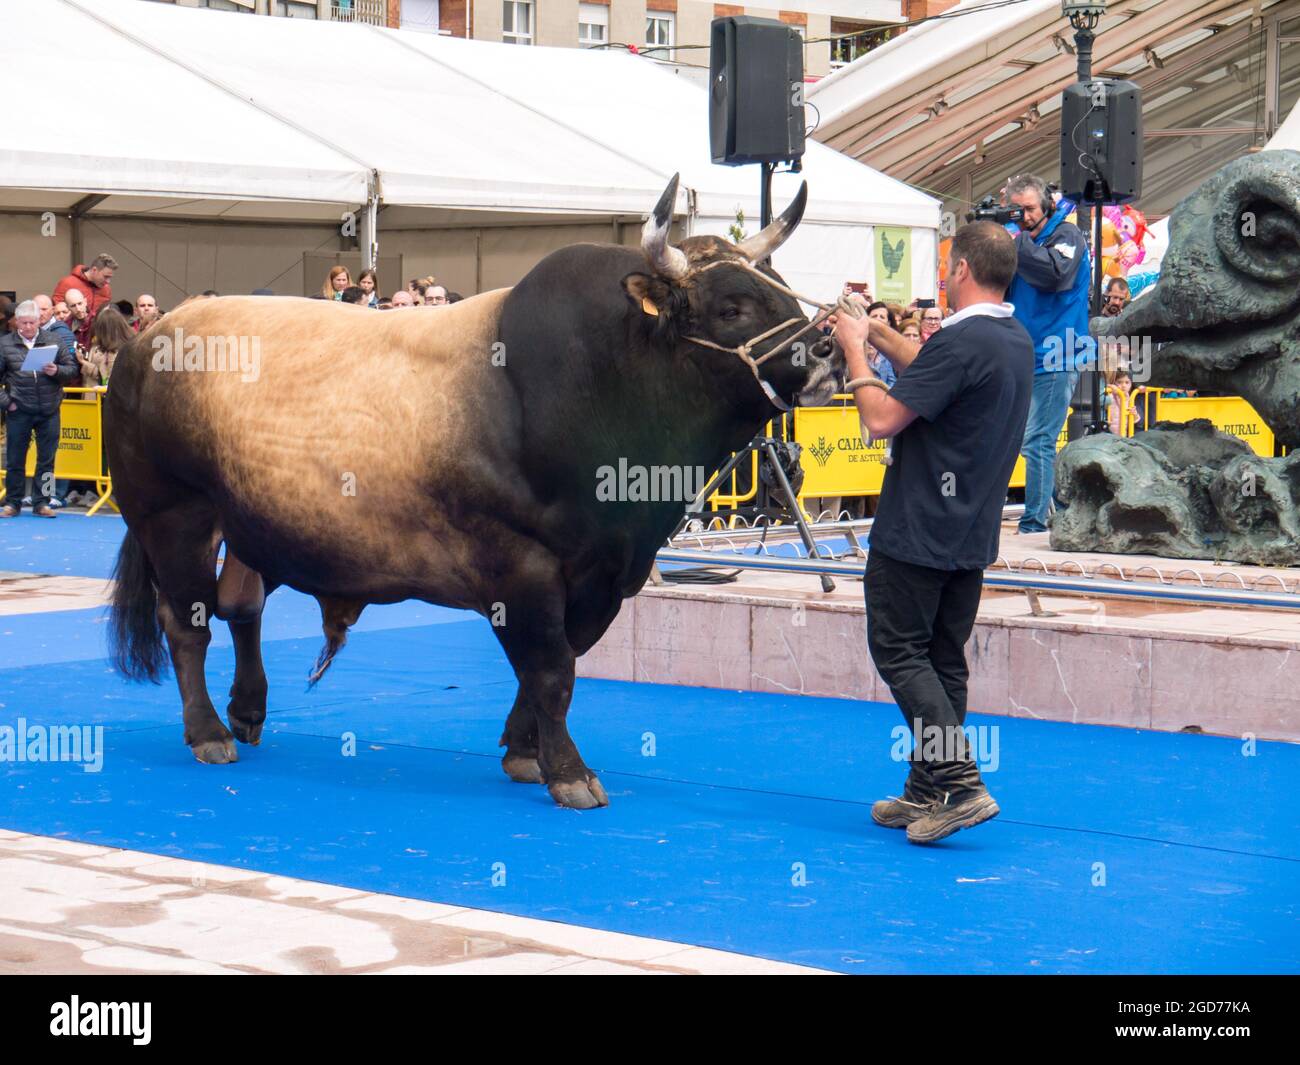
left=109, top=529, right=166, bottom=683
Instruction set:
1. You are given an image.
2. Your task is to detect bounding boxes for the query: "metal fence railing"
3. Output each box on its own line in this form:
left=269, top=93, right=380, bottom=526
left=328, top=0, right=387, bottom=26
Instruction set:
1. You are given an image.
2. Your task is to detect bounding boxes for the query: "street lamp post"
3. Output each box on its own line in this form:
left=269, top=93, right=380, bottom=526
left=1064, top=0, right=1102, bottom=81
left=1062, top=0, right=1109, bottom=434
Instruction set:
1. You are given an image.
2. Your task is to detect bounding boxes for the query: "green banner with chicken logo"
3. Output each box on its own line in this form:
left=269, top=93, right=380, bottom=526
left=874, top=227, right=911, bottom=305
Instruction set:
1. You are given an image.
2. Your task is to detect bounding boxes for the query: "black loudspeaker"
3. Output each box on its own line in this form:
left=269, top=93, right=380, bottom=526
left=710, top=16, right=805, bottom=166
left=1060, top=79, right=1142, bottom=204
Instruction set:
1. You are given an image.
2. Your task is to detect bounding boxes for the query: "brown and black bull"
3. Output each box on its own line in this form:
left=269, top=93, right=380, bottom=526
left=106, top=175, right=835, bottom=809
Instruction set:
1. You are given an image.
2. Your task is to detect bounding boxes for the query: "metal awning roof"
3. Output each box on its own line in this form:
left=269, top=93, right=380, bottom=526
left=808, top=0, right=1300, bottom=215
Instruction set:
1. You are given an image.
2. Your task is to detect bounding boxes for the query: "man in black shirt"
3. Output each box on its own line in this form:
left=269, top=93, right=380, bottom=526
left=832, top=222, right=1033, bottom=843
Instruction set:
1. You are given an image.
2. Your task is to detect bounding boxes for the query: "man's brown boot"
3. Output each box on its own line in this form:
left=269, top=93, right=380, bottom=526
left=905, top=786, right=1000, bottom=844
left=906, top=755, right=999, bottom=844
left=871, top=761, right=940, bottom=828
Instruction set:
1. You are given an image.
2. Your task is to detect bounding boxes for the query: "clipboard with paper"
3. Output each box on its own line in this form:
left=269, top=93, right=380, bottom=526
left=19, top=344, right=59, bottom=372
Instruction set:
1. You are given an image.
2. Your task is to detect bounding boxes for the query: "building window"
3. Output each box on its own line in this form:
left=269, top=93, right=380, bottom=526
left=830, top=20, right=894, bottom=69
left=504, top=1, right=534, bottom=45
left=274, top=0, right=318, bottom=16
left=400, top=0, right=441, bottom=33
left=202, top=0, right=253, bottom=11
left=579, top=3, right=609, bottom=47
left=646, top=13, right=675, bottom=51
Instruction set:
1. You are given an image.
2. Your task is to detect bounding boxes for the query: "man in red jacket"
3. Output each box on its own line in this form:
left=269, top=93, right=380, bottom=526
left=52, top=253, right=118, bottom=320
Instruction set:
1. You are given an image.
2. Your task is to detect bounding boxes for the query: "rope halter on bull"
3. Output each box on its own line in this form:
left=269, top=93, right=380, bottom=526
left=640, top=174, right=890, bottom=412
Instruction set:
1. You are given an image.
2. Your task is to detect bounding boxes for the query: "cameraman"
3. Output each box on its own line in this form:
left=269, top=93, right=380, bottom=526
left=1004, top=174, right=1091, bottom=535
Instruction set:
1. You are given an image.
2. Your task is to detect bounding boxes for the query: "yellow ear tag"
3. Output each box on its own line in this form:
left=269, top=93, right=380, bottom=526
left=641, top=297, right=660, bottom=317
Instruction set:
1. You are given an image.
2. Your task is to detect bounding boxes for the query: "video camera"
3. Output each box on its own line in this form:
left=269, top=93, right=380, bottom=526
left=965, top=195, right=1025, bottom=226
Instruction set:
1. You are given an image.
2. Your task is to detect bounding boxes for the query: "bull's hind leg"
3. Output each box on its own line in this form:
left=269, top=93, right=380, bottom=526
left=225, top=617, right=267, bottom=745
left=137, top=502, right=234, bottom=764
left=492, top=574, right=608, bottom=809
left=217, top=550, right=270, bottom=745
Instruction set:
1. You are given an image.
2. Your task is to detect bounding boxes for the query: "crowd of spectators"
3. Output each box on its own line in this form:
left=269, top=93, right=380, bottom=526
left=313, top=266, right=463, bottom=308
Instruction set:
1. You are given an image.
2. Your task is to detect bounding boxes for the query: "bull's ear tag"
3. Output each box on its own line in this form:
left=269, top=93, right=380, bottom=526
left=641, top=297, right=660, bottom=317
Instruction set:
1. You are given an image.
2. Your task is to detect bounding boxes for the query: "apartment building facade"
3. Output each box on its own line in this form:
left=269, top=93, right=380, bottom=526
left=157, top=0, right=931, bottom=78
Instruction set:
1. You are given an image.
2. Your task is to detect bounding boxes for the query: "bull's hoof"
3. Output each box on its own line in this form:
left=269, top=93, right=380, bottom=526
left=548, top=774, right=609, bottom=810
left=228, top=717, right=264, bottom=745
left=502, top=754, right=544, bottom=784
left=191, top=738, right=239, bottom=764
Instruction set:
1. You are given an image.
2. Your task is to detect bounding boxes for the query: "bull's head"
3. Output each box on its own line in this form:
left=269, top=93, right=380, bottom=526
left=1097, top=149, right=1300, bottom=447
left=621, top=174, right=836, bottom=413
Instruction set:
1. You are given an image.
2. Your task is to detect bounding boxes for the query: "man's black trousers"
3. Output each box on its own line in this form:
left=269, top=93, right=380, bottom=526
left=4, top=408, right=60, bottom=509
left=865, top=548, right=984, bottom=795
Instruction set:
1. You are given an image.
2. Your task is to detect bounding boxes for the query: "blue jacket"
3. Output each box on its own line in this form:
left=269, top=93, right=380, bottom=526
left=43, top=318, right=78, bottom=355
left=1006, top=204, right=1092, bottom=374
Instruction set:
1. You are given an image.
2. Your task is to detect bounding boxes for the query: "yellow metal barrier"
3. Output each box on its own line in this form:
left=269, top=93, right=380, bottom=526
left=789, top=395, right=1069, bottom=504
left=0, top=386, right=114, bottom=515
left=1132, top=385, right=1161, bottom=432
left=1129, top=388, right=1275, bottom=456
left=793, top=400, right=890, bottom=499
left=1105, top=385, right=1137, bottom=437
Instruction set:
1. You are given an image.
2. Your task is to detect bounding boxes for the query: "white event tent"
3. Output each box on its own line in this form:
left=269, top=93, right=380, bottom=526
left=1, top=0, right=940, bottom=305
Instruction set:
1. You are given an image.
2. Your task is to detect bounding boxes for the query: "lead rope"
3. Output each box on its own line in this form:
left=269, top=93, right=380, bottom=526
left=675, top=260, right=895, bottom=471
left=677, top=258, right=886, bottom=412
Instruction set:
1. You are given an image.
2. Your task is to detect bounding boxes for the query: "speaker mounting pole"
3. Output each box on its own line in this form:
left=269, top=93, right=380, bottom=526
left=759, top=161, right=776, bottom=263
left=1087, top=189, right=1106, bottom=435
left=1063, top=0, right=1109, bottom=436
left=1074, top=24, right=1094, bottom=83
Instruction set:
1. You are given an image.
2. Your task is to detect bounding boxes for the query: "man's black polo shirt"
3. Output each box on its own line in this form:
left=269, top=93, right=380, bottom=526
left=868, top=305, right=1034, bottom=571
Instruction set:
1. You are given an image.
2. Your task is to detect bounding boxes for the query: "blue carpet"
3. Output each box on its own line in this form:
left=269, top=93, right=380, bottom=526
left=1, top=518, right=1297, bottom=972
left=0, top=512, right=127, bottom=579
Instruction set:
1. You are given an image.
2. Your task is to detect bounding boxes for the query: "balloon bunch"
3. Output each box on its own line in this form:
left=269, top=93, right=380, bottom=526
left=1100, top=204, right=1151, bottom=278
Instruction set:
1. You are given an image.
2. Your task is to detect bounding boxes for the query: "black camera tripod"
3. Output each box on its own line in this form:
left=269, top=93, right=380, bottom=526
left=670, top=435, right=835, bottom=593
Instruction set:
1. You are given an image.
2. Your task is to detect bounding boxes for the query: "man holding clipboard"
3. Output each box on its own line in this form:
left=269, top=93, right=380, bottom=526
left=1, top=300, right=79, bottom=517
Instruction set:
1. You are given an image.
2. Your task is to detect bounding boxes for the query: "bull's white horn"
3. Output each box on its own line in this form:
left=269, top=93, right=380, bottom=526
left=642, top=173, right=689, bottom=280
left=735, top=182, right=808, bottom=263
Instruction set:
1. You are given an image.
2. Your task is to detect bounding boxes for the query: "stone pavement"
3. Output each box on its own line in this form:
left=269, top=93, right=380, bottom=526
left=0, top=832, right=828, bottom=975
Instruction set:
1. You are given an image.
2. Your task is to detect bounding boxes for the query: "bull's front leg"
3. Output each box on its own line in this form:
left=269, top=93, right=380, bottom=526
left=491, top=576, right=608, bottom=809
left=499, top=689, right=544, bottom=784
left=525, top=656, right=608, bottom=809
